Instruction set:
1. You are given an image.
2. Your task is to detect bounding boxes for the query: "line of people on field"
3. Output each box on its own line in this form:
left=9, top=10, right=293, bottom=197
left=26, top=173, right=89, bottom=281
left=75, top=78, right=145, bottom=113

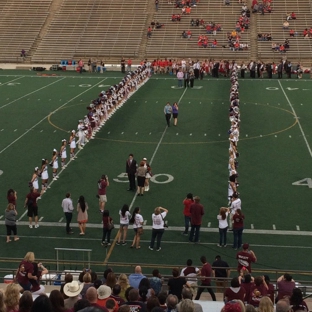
left=27, top=65, right=150, bottom=195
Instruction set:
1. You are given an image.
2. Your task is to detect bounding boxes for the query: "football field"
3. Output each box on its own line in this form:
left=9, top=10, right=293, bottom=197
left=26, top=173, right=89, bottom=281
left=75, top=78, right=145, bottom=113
left=0, top=70, right=312, bottom=277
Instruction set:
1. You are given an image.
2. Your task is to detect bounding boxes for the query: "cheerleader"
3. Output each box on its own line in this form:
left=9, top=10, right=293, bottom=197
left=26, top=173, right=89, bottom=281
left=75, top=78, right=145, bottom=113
left=51, top=149, right=59, bottom=180
left=31, top=167, right=40, bottom=192
left=76, top=121, right=86, bottom=149
left=59, top=139, right=67, bottom=168
left=143, top=157, right=152, bottom=192
left=69, top=130, right=76, bottom=159
left=40, top=159, right=49, bottom=191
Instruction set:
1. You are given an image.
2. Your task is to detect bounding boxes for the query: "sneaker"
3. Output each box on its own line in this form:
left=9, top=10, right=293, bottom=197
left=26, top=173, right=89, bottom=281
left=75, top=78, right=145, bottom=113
left=223, top=244, right=227, bottom=247
left=148, top=246, right=153, bottom=250
left=182, top=232, right=188, bottom=235
left=29, top=225, right=33, bottom=228
left=157, top=247, right=161, bottom=251
left=35, top=224, right=39, bottom=228
left=116, top=242, right=121, bottom=245
left=217, top=244, right=222, bottom=247
left=122, top=242, right=127, bottom=246
left=107, top=243, right=111, bottom=246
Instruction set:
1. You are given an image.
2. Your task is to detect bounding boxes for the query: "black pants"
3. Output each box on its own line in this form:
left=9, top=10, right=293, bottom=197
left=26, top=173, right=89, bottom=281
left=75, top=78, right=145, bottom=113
left=241, top=69, right=245, bottom=78
left=128, top=173, right=136, bottom=190
left=278, top=72, right=282, bottom=78
left=65, top=212, right=72, bottom=233
left=195, top=283, right=216, bottom=301
left=150, top=228, right=164, bottom=249
left=184, top=79, right=189, bottom=88
left=6, top=224, right=17, bottom=236
left=102, top=228, right=112, bottom=243
left=189, top=79, right=194, bottom=88
left=194, top=68, right=199, bottom=79
left=165, top=114, right=171, bottom=126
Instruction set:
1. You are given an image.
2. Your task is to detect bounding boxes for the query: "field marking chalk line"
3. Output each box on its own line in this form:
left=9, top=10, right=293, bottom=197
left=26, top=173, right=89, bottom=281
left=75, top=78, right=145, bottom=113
left=278, top=80, right=312, bottom=157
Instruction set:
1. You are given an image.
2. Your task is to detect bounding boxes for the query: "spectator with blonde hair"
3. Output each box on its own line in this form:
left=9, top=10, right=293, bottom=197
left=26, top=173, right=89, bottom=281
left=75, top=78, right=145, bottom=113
left=16, top=252, right=36, bottom=291
left=4, top=283, right=20, bottom=312
left=179, top=299, right=194, bottom=312
left=117, top=274, right=130, bottom=300
left=258, top=297, right=273, bottom=312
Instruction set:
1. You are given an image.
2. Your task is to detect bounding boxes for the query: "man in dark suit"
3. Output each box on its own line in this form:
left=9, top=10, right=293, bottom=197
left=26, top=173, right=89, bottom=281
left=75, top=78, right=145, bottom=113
left=126, top=154, right=137, bottom=191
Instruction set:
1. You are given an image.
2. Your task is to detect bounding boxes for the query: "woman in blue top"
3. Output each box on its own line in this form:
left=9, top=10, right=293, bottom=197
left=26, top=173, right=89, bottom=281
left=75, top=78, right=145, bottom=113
left=172, top=102, right=179, bottom=126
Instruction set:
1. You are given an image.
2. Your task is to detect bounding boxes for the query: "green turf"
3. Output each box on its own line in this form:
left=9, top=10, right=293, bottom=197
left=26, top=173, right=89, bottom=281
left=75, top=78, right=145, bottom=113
left=1, top=71, right=312, bottom=276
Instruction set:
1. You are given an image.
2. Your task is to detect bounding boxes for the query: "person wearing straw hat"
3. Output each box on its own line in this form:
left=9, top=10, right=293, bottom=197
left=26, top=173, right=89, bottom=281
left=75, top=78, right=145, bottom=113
left=64, top=280, right=83, bottom=310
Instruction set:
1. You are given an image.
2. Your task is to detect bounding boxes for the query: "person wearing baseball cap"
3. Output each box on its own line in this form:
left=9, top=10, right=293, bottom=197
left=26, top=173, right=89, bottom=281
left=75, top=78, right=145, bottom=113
left=236, top=243, right=257, bottom=273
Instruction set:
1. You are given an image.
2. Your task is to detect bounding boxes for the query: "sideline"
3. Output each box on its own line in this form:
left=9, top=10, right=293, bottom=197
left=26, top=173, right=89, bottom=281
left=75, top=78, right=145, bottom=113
left=278, top=80, right=312, bottom=157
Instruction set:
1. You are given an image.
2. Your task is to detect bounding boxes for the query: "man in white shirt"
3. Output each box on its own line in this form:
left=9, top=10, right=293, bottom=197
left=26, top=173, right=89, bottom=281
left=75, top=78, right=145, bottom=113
left=62, top=193, right=74, bottom=234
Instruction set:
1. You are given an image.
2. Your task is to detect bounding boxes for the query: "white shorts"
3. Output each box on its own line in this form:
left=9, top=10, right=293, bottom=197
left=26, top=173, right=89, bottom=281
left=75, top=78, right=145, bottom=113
left=99, top=195, right=107, bottom=203
left=33, top=181, right=39, bottom=190
left=70, top=141, right=76, bottom=149
left=41, top=172, right=48, bottom=180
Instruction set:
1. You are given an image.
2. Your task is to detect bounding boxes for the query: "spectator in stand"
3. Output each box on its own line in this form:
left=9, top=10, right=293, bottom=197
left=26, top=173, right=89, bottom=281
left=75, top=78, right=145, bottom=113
left=212, top=39, right=218, bottom=47
left=258, top=296, right=273, bottom=312
left=212, top=255, right=230, bottom=293
left=177, top=288, right=203, bottom=312
left=182, top=30, right=188, bottom=38
left=249, top=276, right=268, bottom=307
left=276, top=273, right=295, bottom=301
left=129, top=266, right=146, bottom=289
left=283, top=21, right=289, bottom=29
left=187, top=30, right=192, bottom=39
left=225, top=0, right=230, bottom=5
left=289, top=29, right=295, bottom=37
left=149, top=269, right=163, bottom=296
left=147, top=27, right=152, bottom=39
left=180, top=259, right=199, bottom=293
left=224, top=277, right=246, bottom=302
left=264, top=275, right=274, bottom=304
left=122, top=289, right=147, bottom=312
left=289, top=288, right=308, bottom=312
left=276, top=299, right=291, bottom=312
left=168, top=268, right=188, bottom=300
left=155, top=0, right=159, bottom=11
left=166, top=295, right=179, bottom=312
left=186, top=6, right=191, bottom=14
left=195, top=256, right=216, bottom=301
left=291, top=12, right=296, bottom=19
left=236, top=243, right=257, bottom=273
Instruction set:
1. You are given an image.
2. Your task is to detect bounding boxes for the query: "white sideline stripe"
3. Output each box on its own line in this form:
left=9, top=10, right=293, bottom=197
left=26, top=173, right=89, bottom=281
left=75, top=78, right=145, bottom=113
left=0, top=77, right=65, bottom=109
left=17, top=79, right=108, bottom=221
left=278, top=80, right=312, bottom=157
left=0, top=76, right=25, bottom=86
left=128, top=87, right=188, bottom=212
left=1, top=221, right=312, bottom=237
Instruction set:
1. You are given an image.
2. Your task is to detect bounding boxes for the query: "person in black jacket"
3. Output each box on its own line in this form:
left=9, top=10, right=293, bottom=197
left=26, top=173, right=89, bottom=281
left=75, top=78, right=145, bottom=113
left=126, top=154, right=137, bottom=191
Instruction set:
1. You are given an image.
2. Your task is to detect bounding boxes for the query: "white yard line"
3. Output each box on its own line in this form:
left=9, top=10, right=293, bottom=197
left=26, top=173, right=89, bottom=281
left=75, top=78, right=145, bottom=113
left=0, top=77, right=66, bottom=109
left=278, top=80, right=312, bottom=157
left=0, top=76, right=25, bottom=86
left=129, top=87, right=188, bottom=211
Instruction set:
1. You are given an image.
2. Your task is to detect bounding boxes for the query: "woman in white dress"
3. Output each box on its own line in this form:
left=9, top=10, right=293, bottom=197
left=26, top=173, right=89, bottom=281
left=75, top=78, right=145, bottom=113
left=40, top=159, right=49, bottom=191
left=51, top=149, right=59, bottom=180
left=69, top=130, right=76, bottom=159
left=59, top=139, right=67, bottom=168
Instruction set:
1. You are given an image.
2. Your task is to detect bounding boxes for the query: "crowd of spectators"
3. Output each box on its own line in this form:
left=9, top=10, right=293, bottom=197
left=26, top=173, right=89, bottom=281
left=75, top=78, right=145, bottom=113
left=257, top=33, right=272, bottom=41
left=251, top=0, right=272, bottom=14
left=6, top=249, right=310, bottom=312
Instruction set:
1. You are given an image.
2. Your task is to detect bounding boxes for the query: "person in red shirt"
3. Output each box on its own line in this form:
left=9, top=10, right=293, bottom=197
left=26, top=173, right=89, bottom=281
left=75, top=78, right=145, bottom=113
left=182, top=193, right=194, bottom=235
left=189, top=196, right=204, bottom=243
left=236, top=243, right=257, bottom=273
left=232, top=209, right=244, bottom=249
left=224, top=277, right=246, bottom=302
left=98, top=175, right=109, bottom=212
left=7, top=189, right=17, bottom=208
left=195, top=256, right=216, bottom=300
left=127, top=59, right=132, bottom=71
left=249, top=276, right=268, bottom=307
left=24, top=187, right=41, bottom=228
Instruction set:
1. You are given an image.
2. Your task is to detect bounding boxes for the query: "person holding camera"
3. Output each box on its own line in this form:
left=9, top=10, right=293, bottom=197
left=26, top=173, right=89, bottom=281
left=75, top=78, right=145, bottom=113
left=236, top=243, right=257, bottom=273
left=98, top=175, right=109, bottom=212
left=149, top=207, right=168, bottom=251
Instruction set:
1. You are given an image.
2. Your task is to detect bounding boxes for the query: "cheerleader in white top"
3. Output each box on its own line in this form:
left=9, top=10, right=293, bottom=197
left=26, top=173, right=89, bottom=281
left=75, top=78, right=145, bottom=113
left=40, top=159, right=49, bottom=191
left=51, top=149, right=59, bottom=180
left=59, top=139, right=67, bottom=168
left=76, top=121, right=86, bottom=149
left=69, top=130, right=76, bottom=159
left=31, top=167, right=40, bottom=192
